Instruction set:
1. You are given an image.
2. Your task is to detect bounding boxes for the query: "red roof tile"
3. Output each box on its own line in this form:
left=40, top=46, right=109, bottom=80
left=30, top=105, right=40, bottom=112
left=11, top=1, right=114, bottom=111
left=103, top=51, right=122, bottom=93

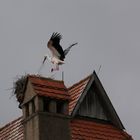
left=28, top=75, right=70, bottom=100
left=0, top=117, right=132, bottom=140
left=0, top=117, right=23, bottom=140
left=70, top=118, right=132, bottom=140
left=68, top=75, right=91, bottom=114
left=26, top=74, right=91, bottom=112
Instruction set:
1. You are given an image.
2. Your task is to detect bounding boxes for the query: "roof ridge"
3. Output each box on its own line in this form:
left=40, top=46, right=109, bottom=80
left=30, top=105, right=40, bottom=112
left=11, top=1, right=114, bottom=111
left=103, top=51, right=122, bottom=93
left=28, top=74, right=64, bottom=83
left=68, top=74, right=92, bottom=90
left=0, top=116, right=22, bottom=131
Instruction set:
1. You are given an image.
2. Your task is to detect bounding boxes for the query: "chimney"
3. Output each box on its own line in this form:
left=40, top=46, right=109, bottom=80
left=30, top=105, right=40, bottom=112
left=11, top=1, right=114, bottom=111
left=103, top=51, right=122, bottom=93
left=18, top=75, right=71, bottom=140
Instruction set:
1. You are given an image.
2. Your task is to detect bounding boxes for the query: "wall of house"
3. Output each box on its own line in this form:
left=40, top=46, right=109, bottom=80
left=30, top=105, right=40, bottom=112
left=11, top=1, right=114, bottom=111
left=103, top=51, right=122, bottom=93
left=23, top=112, right=71, bottom=140
left=23, top=115, right=39, bottom=140
left=23, top=95, right=71, bottom=140
left=38, top=112, right=71, bottom=140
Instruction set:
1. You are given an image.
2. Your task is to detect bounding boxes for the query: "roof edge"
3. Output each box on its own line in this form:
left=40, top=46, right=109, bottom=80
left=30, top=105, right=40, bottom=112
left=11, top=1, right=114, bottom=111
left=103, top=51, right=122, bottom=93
left=0, top=116, right=22, bottom=131
left=68, top=74, right=92, bottom=90
left=28, top=74, right=64, bottom=83
left=93, top=71, right=125, bottom=129
left=71, top=72, right=94, bottom=116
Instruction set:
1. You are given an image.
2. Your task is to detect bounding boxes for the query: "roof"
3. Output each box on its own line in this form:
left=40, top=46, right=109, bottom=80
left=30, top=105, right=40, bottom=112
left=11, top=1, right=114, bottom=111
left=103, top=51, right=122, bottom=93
left=70, top=118, right=132, bottom=140
left=0, top=117, right=132, bottom=140
left=0, top=73, right=133, bottom=139
left=68, top=75, right=92, bottom=114
left=0, top=117, right=23, bottom=140
left=69, top=71, right=124, bottom=130
left=27, top=75, right=70, bottom=100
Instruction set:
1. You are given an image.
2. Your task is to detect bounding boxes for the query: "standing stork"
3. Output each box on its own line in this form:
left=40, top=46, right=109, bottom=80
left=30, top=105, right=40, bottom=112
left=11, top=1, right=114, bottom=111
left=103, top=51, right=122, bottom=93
left=43, top=32, right=78, bottom=72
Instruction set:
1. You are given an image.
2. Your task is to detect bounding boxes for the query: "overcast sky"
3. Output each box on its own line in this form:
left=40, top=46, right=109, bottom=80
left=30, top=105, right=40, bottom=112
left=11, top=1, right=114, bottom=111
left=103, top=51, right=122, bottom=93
left=0, top=0, right=139, bottom=139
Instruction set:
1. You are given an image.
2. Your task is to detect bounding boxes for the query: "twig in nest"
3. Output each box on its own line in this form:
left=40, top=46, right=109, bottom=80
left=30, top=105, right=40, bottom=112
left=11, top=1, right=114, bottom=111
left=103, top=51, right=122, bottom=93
left=12, top=75, right=28, bottom=104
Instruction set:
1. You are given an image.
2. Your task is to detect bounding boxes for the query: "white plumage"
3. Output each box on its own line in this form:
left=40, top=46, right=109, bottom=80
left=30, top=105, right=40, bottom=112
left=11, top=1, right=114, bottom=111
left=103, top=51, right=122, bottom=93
left=43, top=32, right=77, bottom=72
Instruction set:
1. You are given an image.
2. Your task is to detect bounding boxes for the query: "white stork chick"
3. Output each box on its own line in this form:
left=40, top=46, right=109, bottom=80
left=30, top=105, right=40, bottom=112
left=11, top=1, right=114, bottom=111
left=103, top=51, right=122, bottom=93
left=43, top=32, right=77, bottom=72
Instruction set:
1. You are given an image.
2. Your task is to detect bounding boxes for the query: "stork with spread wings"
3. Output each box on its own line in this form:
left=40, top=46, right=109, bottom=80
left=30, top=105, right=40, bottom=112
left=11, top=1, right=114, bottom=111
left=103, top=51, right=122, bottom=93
left=43, top=32, right=78, bottom=72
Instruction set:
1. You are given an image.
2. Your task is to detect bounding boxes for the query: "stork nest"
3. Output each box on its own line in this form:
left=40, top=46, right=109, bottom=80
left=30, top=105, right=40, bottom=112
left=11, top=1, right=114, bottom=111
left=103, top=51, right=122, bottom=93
left=13, top=75, right=28, bottom=104
left=13, top=74, right=55, bottom=106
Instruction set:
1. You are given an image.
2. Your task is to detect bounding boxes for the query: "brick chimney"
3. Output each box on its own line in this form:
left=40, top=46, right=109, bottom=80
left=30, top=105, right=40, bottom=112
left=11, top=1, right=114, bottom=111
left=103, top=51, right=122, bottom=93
left=20, top=75, right=71, bottom=140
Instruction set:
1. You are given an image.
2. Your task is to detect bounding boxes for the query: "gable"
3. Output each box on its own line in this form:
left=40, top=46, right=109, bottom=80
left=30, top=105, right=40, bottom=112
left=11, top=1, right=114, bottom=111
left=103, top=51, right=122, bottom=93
left=77, top=83, right=108, bottom=120
left=71, top=71, right=124, bottom=130
left=22, top=80, right=36, bottom=104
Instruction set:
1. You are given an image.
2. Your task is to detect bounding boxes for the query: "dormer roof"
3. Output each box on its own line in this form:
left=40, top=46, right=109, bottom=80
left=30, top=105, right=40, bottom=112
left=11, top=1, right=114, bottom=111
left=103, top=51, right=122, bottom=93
left=28, top=75, right=69, bottom=100
left=21, top=75, right=70, bottom=105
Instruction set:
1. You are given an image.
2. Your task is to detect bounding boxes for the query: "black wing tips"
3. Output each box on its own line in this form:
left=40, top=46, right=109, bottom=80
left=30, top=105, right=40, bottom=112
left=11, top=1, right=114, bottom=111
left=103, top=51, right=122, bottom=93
left=50, top=32, right=62, bottom=40
left=64, top=42, right=78, bottom=56
left=70, top=42, right=78, bottom=47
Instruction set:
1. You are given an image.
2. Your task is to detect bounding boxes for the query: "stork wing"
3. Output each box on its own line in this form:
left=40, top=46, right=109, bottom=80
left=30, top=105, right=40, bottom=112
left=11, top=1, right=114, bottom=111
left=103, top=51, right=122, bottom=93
left=48, top=32, right=65, bottom=60
left=64, top=43, right=78, bottom=56
left=50, top=32, right=62, bottom=45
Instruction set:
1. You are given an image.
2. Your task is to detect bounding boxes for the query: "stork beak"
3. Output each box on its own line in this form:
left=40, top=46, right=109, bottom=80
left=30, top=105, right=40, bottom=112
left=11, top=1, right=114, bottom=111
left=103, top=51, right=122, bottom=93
left=43, top=56, right=47, bottom=64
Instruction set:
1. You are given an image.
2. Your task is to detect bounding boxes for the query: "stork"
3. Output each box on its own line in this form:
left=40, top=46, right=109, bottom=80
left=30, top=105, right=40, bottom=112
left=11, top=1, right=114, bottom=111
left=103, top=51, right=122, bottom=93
left=43, top=32, right=77, bottom=72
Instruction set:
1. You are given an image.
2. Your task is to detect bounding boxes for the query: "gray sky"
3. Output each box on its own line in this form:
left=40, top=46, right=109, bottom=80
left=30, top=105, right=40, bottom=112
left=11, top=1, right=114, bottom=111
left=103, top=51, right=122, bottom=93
left=0, top=0, right=139, bottom=139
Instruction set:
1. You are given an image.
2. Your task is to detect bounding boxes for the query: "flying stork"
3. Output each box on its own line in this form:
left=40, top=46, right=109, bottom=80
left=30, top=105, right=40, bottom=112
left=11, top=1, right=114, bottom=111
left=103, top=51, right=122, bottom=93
left=43, top=32, right=77, bottom=72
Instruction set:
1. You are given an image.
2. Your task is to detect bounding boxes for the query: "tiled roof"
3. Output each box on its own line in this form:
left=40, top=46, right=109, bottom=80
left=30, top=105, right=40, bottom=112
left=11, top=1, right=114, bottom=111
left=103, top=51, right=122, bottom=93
left=0, top=74, right=133, bottom=140
left=68, top=75, right=91, bottom=114
left=28, top=74, right=91, bottom=111
left=28, top=75, right=70, bottom=100
left=0, top=117, right=23, bottom=140
left=0, top=117, right=132, bottom=140
left=70, top=118, right=133, bottom=140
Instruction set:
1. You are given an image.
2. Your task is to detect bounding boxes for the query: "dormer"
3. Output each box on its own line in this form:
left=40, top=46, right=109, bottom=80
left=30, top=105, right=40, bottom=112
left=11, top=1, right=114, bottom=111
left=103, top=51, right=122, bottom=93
left=20, top=75, right=70, bottom=119
left=17, top=75, right=70, bottom=140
